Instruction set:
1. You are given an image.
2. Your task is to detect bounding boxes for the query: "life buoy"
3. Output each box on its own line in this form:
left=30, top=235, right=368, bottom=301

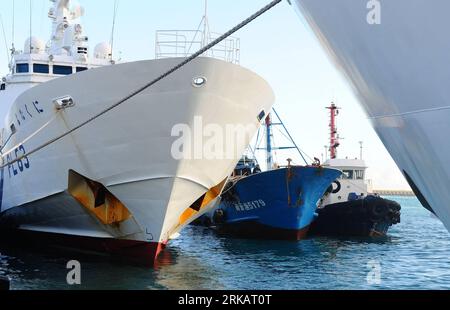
left=331, top=181, right=341, bottom=194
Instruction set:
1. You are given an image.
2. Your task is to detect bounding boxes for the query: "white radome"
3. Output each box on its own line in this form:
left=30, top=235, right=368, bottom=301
left=24, top=37, right=46, bottom=54
left=94, top=42, right=112, bottom=60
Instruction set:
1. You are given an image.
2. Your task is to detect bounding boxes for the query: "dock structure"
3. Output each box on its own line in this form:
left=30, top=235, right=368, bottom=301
left=374, top=190, right=415, bottom=197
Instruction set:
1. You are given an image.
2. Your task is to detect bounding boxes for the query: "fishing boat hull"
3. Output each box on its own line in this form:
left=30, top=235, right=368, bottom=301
left=310, top=196, right=401, bottom=237
left=291, top=0, right=450, bottom=232
left=0, top=57, right=274, bottom=265
left=209, top=166, right=342, bottom=240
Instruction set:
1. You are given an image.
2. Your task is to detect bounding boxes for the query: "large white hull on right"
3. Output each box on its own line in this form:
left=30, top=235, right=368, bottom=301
left=291, top=0, right=450, bottom=232
left=0, top=57, right=274, bottom=263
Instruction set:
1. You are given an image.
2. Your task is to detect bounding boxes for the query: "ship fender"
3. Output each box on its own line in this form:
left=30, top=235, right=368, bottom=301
left=201, top=216, right=213, bottom=227
left=371, top=202, right=390, bottom=220
left=221, top=185, right=240, bottom=204
left=213, top=209, right=227, bottom=224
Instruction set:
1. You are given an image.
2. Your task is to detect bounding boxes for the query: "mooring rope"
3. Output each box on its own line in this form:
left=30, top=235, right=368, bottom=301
left=0, top=0, right=282, bottom=169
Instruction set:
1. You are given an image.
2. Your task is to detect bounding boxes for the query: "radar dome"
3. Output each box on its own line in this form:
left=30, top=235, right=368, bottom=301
left=70, top=4, right=85, bottom=20
left=94, top=42, right=112, bottom=60
left=24, top=37, right=46, bottom=54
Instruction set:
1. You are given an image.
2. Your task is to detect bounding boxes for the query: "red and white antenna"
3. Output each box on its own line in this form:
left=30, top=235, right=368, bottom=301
left=326, top=103, right=341, bottom=159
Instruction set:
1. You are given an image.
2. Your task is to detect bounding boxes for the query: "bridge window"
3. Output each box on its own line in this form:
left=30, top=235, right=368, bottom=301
left=342, top=170, right=354, bottom=180
left=76, top=67, right=88, bottom=72
left=33, top=64, right=50, bottom=74
left=16, top=63, right=29, bottom=73
left=53, top=65, right=73, bottom=75
left=355, top=170, right=365, bottom=180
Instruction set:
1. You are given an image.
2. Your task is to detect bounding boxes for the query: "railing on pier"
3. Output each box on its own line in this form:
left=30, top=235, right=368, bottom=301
left=374, top=190, right=416, bottom=197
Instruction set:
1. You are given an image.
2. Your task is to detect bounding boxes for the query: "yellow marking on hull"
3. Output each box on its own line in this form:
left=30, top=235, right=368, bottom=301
left=178, top=178, right=228, bottom=227
left=68, top=170, right=132, bottom=225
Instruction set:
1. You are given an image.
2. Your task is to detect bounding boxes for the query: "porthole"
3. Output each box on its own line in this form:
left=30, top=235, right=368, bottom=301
left=192, top=76, right=207, bottom=88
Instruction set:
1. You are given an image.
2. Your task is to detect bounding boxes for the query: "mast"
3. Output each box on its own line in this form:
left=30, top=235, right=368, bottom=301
left=265, top=114, right=274, bottom=170
left=327, top=103, right=340, bottom=160
left=256, top=109, right=309, bottom=169
left=29, top=0, right=32, bottom=54
left=202, top=0, right=209, bottom=48
left=48, top=0, right=87, bottom=56
left=359, top=141, right=364, bottom=160
left=0, top=15, right=10, bottom=65
left=110, top=0, right=119, bottom=61
left=11, top=0, right=15, bottom=54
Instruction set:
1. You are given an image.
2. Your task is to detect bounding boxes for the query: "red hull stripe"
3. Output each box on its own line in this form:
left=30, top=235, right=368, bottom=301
left=6, top=230, right=166, bottom=267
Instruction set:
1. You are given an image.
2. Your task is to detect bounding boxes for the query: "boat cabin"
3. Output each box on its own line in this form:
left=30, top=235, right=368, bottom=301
left=321, top=158, right=369, bottom=206
left=233, top=156, right=261, bottom=177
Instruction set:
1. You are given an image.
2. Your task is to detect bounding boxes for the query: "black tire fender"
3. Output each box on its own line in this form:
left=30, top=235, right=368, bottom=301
left=213, top=209, right=226, bottom=224
left=371, top=203, right=389, bottom=219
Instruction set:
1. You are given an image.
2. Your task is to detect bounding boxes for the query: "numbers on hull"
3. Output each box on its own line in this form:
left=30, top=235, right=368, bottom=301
left=7, top=145, right=30, bottom=178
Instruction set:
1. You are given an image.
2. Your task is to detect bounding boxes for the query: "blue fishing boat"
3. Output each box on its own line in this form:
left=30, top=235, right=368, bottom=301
left=206, top=110, right=342, bottom=240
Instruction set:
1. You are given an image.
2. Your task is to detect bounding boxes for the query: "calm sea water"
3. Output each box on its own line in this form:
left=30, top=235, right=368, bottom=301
left=1, top=196, right=450, bottom=290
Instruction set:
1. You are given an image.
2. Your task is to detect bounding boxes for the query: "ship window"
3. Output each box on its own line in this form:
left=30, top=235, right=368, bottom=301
left=0, top=83, right=5, bottom=91
left=342, top=170, right=354, bottom=180
left=355, top=170, right=365, bottom=180
left=257, top=110, right=266, bottom=122
left=33, top=64, right=50, bottom=74
left=76, top=67, right=88, bottom=72
left=53, top=65, right=73, bottom=75
left=16, top=63, right=29, bottom=73
left=77, top=47, right=88, bottom=55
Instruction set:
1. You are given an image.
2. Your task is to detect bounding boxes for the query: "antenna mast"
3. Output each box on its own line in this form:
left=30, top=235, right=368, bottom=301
left=265, top=114, right=274, bottom=170
left=11, top=0, right=15, bottom=53
left=327, top=103, right=341, bottom=160
left=0, top=15, right=11, bottom=65
left=29, top=0, right=32, bottom=54
left=202, top=0, right=210, bottom=48
left=359, top=141, right=364, bottom=160
left=110, top=0, right=119, bottom=61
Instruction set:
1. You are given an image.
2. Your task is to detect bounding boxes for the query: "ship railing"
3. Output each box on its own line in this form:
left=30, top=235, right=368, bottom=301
left=155, top=30, right=240, bottom=64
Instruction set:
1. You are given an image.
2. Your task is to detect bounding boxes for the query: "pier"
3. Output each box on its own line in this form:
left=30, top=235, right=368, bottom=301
left=374, top=190, right=415, bottom=197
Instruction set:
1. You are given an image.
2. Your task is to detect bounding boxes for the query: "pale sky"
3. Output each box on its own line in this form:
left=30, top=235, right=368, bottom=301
left=0, top=0, right=411, bottom=190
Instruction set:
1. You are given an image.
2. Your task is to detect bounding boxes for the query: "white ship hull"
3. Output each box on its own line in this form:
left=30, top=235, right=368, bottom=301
left=0, top=57, right=274, bottom=264
left=291, top=0, right=450, bottom=232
